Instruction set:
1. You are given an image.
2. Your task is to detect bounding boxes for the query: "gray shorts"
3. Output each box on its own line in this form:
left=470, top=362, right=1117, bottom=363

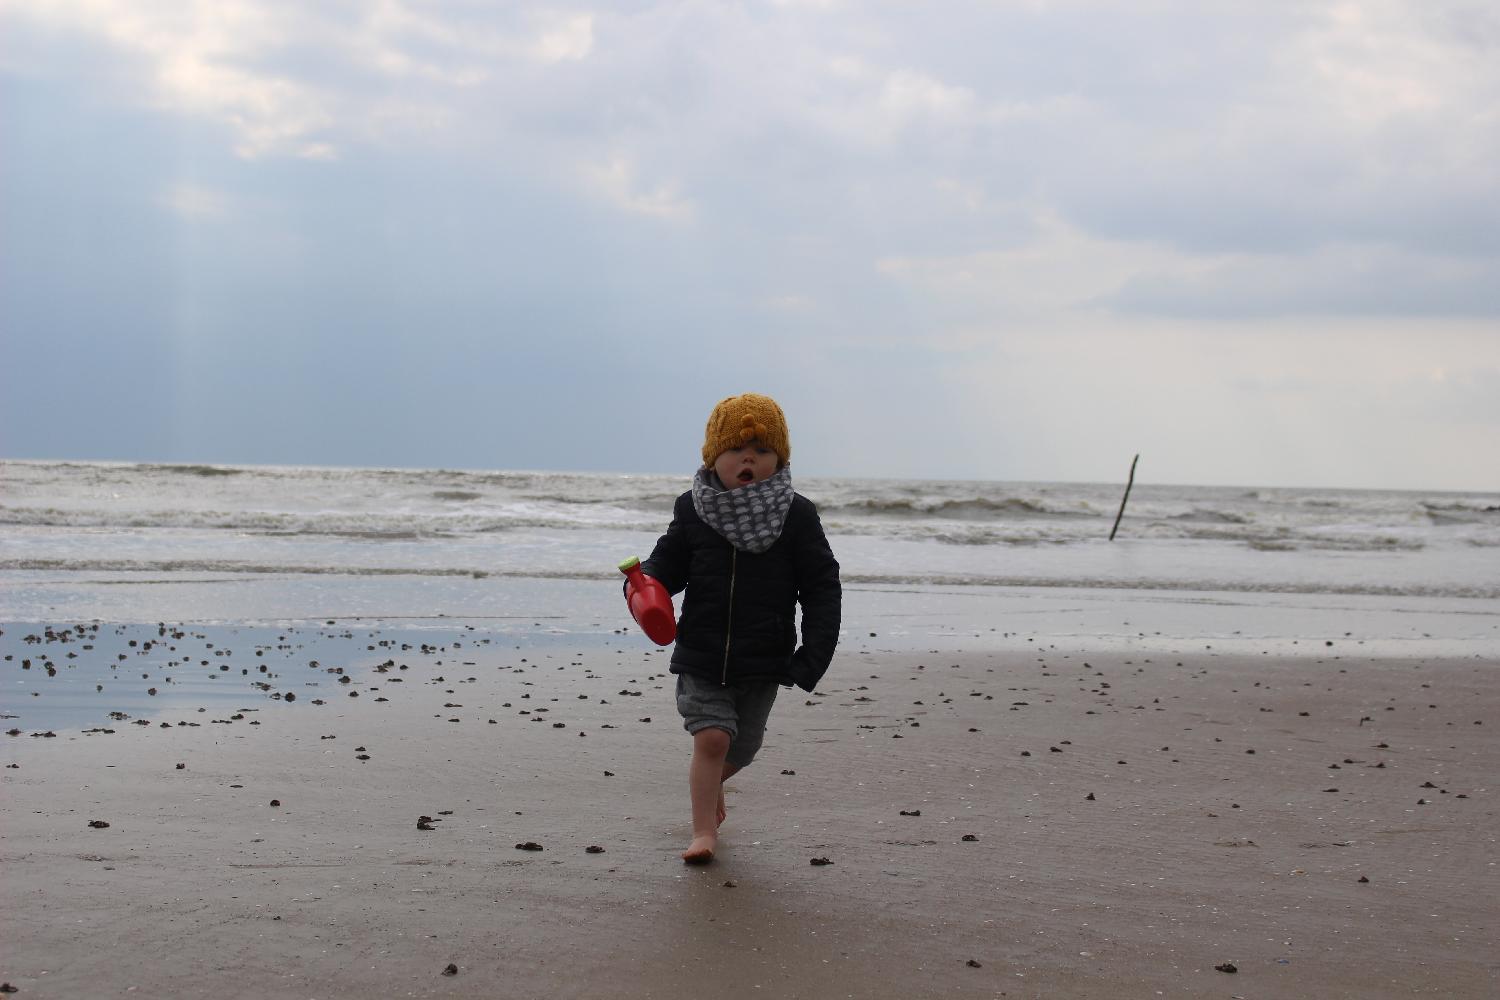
left=675, top=673, right=780, bottom=768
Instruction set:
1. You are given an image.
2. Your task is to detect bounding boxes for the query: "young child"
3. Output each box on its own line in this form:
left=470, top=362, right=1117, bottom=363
left=639, top=393, right=841, bottom=864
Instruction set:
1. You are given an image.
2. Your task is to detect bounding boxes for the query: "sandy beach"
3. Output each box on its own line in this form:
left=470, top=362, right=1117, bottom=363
left=3, top=591, right=1496, bottom=999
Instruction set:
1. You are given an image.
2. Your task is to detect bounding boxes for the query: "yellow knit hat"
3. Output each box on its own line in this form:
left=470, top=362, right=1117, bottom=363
left=701, top=393, right=791, bottom=468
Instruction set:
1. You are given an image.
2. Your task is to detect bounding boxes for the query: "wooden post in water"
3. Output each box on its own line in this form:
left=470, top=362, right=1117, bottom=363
left=1109, top=454, right=1139, bottom=541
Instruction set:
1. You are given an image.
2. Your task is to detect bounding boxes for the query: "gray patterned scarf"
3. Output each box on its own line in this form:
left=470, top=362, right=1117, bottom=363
left=691, top=466, right=795, bottom=553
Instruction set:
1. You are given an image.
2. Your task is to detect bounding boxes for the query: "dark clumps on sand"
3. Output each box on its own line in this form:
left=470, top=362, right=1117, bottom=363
left=88, top=820, right=110, bottom=829
left=441, top=963, right=458, bottom=976
left=4, top=622, right=500, bottom=733
left=7, top=619, right=1497, bottom=997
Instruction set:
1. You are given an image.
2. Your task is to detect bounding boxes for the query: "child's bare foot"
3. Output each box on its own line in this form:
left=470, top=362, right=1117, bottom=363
left=682, top=834, right=717, bottom=864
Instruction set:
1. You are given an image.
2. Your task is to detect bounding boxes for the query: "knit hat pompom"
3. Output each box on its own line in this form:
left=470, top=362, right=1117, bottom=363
left=701, top=393, right=791, bottom=468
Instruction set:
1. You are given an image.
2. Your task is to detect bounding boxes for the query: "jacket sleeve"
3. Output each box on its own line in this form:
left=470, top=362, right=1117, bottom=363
left=640, top=494, right=692, bottom=596
left=786, top=500, right=841, bottom=693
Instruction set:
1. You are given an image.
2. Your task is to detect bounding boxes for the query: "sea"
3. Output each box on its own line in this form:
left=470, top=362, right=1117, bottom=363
left=4, top=460, right=1497, bottom=731
left=2, top=459, right=1496, bottom=604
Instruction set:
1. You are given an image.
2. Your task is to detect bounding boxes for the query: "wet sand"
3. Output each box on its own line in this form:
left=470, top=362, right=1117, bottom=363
left=2, top=620, right=1497, bottom=998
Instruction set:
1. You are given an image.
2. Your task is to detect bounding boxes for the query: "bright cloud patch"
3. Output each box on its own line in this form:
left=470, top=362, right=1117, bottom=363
left=531, top=12, right=594, bottom=63
left=159, top=183, right=232, bottom=221
left=582, top=155, right=693, bottom=219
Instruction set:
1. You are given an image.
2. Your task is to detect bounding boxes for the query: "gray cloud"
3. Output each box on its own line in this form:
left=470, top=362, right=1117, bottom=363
left=2, top=1, right=1497, bottom=487
left=1101, top=244, right=1500, bottom=318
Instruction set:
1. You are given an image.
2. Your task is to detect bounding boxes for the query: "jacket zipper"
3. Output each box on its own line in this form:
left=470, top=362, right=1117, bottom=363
left=721, top=547, right=737, bottom=685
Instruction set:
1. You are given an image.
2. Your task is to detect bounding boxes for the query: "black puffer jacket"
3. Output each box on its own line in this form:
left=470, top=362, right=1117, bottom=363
left=642, top=490, right=841, bottom=692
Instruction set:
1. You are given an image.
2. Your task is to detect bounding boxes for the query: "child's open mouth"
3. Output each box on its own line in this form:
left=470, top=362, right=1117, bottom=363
left=737, top=470, right=755, bottom=484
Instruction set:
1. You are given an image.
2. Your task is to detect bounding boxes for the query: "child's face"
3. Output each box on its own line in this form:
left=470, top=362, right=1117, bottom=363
left=713, top=440, right=779, bottom=489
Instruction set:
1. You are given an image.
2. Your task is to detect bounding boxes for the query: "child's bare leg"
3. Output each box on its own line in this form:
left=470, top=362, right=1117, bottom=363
left=717, top=762, right=742, bottom=827
left=684, top=727, right=732, bottom=863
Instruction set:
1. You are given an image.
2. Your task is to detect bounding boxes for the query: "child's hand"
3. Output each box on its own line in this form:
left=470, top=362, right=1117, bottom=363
left=787, top=651, right=820, bottom=692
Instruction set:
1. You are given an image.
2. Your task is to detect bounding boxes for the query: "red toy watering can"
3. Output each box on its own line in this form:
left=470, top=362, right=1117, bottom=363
left=618, top=556, right=676, bottom=646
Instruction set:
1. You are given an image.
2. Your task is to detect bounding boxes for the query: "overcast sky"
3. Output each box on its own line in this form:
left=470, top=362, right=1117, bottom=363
left=2, top=1, right=1496, bottom=491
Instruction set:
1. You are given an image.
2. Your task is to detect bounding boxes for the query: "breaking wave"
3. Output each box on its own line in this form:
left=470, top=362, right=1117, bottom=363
left=1424, top=501, right=1500, bottom=525
left=138, top=463, right=245, bottom=477
left=824, top=496, right=1099, bottom=520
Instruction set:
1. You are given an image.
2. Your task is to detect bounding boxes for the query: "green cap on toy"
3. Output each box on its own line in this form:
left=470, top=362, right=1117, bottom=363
left=618, top=556, right=641, bottom=573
